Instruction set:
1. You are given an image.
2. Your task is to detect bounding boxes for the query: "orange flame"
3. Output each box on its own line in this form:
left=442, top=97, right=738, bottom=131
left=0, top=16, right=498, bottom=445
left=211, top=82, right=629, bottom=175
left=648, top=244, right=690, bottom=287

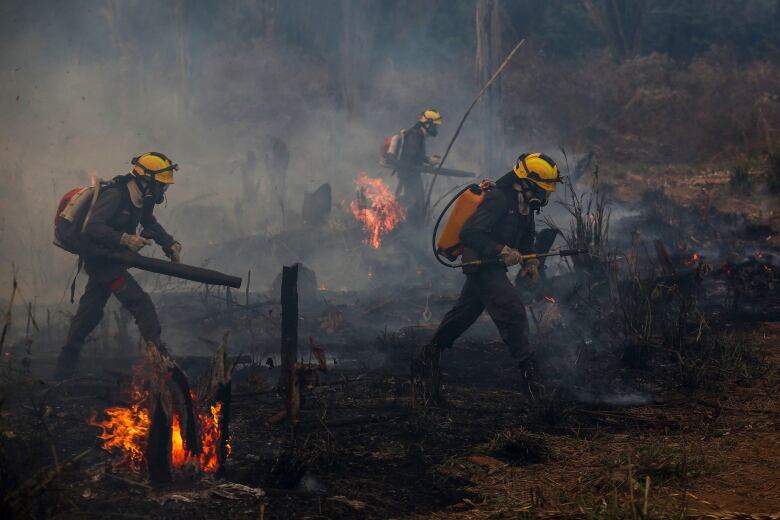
left=90, top=376, right=228, bottom=474
left=684, top=253, right=701, bottom=266
left=89, top=384, right=150, bottom=473
left=350, top=173, right=406, bottom=249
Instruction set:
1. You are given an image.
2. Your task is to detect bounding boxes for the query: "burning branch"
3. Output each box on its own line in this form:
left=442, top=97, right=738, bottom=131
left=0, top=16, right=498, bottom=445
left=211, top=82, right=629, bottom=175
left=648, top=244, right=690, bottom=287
left=350, top=174, right=406, bottom=249
left=89, top=342, right=232, bottom=480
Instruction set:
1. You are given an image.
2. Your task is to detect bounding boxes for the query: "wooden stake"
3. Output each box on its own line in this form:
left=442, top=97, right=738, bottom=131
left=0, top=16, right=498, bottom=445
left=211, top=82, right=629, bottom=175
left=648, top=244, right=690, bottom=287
left=0, top=275, right=18, bottom=357
left=628, top=453, right=637, bottom=520
left=279, top=265, right=299, bottom=390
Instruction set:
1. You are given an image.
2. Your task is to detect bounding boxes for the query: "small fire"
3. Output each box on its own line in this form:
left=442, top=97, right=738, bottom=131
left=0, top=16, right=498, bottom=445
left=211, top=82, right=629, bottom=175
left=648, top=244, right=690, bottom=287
left=350, top=173, right=406, bottom=249
left=89, top=386, right=150, bottom=472
left=684, top=253, right=702, bottom=266
left=90, top=375, right=228, bottom=474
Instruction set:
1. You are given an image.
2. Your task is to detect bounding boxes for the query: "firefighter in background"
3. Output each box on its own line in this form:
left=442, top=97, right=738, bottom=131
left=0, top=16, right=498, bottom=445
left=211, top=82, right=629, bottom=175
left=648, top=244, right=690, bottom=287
left=55, top=152, right=182, bottom=378
left=385, top=109, right=442, bottom=222
left=416, top=153, right=561, bottom=399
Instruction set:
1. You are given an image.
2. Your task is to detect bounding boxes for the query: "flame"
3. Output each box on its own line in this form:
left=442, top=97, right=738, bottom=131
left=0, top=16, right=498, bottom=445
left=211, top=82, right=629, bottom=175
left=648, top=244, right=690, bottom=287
left=90, top=374, right=228, bottom=474
left=684, top=253, right=701, bottom=266
left=350, top=173, right=406, bottom=249
left=89, top=384, right=150, bottom=472
left=198, top=403, right=228, bottom=473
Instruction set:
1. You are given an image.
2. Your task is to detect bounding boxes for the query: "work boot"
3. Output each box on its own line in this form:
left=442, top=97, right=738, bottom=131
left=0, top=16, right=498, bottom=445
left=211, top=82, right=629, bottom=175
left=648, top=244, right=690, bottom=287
left=515, top=352, right=542, bottom=400
left=411, top=343, right=443, bottom=406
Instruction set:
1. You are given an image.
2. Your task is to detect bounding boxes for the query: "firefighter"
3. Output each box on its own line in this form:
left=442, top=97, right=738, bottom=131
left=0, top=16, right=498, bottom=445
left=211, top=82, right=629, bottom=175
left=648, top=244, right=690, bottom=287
left=389, top=109, right=442, bottom=222
left=54, top=152, right=182, bottom=378
left=416, top=153, right=561, bottom=399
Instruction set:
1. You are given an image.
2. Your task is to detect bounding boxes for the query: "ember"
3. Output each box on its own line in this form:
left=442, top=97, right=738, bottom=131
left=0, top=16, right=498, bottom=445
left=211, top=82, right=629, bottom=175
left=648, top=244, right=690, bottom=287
left=684, top=252, right=702, bottom=266
left=350, top=173, right=406, bottom=249
left=90, top=376, right=228, bottom=474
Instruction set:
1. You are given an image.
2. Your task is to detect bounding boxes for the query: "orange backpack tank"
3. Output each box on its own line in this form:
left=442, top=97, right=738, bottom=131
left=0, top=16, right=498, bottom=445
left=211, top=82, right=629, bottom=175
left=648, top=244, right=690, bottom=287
left=435, top=181, right=492, bottom=261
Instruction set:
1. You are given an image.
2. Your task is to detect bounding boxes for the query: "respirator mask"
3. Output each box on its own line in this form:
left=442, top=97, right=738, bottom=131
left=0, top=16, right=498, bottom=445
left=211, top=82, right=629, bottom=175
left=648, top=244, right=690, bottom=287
left=519, top=181, right=549, bottom=214
left=423, top=120, right=439, bottom=137
left=135, top=176, right=168, bottom=208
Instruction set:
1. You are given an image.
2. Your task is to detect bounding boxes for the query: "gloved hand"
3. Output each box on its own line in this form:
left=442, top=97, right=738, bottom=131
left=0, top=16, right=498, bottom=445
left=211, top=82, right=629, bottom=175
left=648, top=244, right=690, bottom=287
left=427, top=154, right=442, bottom=166
left=165, top=242, right=182, bottom=263
left=498, top=245, right=524, bottom=267
left=520, top=258, right=541, bottom=282
left=120, top=233, right=152, bottom=253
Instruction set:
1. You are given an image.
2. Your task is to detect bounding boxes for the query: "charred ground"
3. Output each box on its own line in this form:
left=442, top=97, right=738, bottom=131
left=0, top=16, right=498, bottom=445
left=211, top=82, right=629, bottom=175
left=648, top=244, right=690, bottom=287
left=2, top=160, right=779, bottom=519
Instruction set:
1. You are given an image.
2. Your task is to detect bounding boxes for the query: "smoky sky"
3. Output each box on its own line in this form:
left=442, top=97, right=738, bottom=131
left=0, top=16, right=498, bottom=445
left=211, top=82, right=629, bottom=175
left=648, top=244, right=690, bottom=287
left=0, top=1, right=508, bottom=298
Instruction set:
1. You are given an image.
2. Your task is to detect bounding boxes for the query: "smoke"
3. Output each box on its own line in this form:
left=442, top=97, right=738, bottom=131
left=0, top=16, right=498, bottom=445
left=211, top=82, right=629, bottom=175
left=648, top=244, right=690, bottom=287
left=0, top=0, right=493, bottom=300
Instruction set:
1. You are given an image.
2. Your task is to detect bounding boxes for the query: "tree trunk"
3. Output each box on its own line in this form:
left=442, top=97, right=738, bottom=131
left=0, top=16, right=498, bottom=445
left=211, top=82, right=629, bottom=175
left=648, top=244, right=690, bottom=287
left=339, top=0, right=374, bottom=115
left=476, top=0, right=504, bottom=178
left=262, top=0, right=278, bottom=44
left=581, top=0, right=647, bottom=61
left=173, top=0, right=190, bottom=123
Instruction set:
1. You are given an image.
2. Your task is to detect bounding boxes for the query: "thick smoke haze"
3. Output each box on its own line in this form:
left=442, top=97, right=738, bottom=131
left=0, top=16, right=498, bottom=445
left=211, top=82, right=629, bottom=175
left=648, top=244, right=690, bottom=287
left=0, top=0, right=532, bottom=299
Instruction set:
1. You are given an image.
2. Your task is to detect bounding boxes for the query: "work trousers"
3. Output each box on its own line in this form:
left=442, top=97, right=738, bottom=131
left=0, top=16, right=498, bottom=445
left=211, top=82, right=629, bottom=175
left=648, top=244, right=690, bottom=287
left=396, top=169, right=425, bottom=222
left=430, top=266, right=530, bottom=357
left=60, top=261, right=161, bottom=361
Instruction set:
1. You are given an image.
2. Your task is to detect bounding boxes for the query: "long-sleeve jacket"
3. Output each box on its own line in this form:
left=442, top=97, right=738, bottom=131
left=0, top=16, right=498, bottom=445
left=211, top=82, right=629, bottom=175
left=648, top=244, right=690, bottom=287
left=460, top=184, right=535, bottom=261
left=82, top=175, right=175, bottom=253
left=398, top=124, right=426, bottom=166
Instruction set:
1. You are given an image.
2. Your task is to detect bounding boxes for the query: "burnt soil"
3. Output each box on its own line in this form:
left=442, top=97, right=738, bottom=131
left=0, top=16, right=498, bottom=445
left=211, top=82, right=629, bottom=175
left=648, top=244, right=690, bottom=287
left=2, top=164, right=780, bottom=519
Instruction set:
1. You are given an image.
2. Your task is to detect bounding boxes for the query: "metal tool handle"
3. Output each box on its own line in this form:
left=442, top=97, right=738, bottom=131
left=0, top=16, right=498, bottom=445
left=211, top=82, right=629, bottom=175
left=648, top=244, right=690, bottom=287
left=456, top=248, right=589, bottom=268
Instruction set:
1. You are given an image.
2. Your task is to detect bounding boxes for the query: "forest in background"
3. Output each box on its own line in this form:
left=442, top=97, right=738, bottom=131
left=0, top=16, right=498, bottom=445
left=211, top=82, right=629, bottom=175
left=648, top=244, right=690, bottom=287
left=1, top=0, right=779, bottom=297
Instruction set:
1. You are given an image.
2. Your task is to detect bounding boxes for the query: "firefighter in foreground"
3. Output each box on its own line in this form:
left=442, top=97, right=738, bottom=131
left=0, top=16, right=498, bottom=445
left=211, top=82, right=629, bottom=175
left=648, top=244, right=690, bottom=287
left=416, top=152, right=561, bottom=400
left=385, top=109, right=442, bottom=222
left=55, top=152, right=182, bottom=378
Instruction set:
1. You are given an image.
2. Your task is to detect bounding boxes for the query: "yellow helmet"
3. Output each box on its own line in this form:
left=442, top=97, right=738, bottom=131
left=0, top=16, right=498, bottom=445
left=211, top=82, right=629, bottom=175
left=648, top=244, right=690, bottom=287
left=419, top=109, right=442, bottom=126
left=131, top=152, right=177, bottom=184
left=512, top=153, right=560, bottom=192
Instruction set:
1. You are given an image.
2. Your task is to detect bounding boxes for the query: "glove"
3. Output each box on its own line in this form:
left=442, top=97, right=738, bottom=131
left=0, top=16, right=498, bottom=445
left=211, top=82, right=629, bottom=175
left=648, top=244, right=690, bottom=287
left=520, top=258, right=541, bottom=282
left=120, top=233, right=152, bottom=253
left=427, top=155, right=442, bottom=166
left=165, top=242, right=182, bottom=263
left=498, top=245, right=524, bottom=267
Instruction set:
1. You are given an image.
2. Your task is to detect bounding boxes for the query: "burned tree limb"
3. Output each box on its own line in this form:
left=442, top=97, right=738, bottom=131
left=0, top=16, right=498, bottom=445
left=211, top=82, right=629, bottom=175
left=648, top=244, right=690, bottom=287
left=143, top=341, right=200, bottom=482
left=147, top=395, right=172, bottom=483
left=206, top=331, right=232, bottom=476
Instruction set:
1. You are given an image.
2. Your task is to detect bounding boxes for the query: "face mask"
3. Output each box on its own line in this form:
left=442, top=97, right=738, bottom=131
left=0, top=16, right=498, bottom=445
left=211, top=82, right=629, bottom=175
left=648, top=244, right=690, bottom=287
left=523, top=183, right=548, bottom=214
left=424, top=122, right=438, bottom=137
left=136, top=176, right=167, bottom=206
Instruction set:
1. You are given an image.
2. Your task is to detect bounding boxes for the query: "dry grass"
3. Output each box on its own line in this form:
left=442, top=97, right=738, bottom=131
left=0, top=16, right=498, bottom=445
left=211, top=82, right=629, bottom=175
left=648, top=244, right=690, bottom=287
left=503, top=48, right=780, bottom=162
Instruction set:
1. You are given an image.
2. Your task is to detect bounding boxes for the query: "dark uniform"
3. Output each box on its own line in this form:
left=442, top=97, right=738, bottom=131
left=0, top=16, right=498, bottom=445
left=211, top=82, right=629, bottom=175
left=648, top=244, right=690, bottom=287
left=396, top=123, right=427, bottom=222
left=429, top=173, right=535, bottom=358
left=57, top=175, right=176, bottom=372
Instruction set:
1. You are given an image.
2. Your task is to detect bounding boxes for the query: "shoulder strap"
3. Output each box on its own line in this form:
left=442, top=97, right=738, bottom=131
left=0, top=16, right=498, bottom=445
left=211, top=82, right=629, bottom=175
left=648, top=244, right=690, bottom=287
left=80, top=178, right=103, bottom=231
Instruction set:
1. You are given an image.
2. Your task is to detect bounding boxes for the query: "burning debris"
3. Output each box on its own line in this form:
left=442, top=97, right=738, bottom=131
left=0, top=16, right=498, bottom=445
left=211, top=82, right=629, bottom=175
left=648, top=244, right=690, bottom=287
left=89, top=340, right=233, bottom=479
left=350, top=173, right=406, bottom=249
